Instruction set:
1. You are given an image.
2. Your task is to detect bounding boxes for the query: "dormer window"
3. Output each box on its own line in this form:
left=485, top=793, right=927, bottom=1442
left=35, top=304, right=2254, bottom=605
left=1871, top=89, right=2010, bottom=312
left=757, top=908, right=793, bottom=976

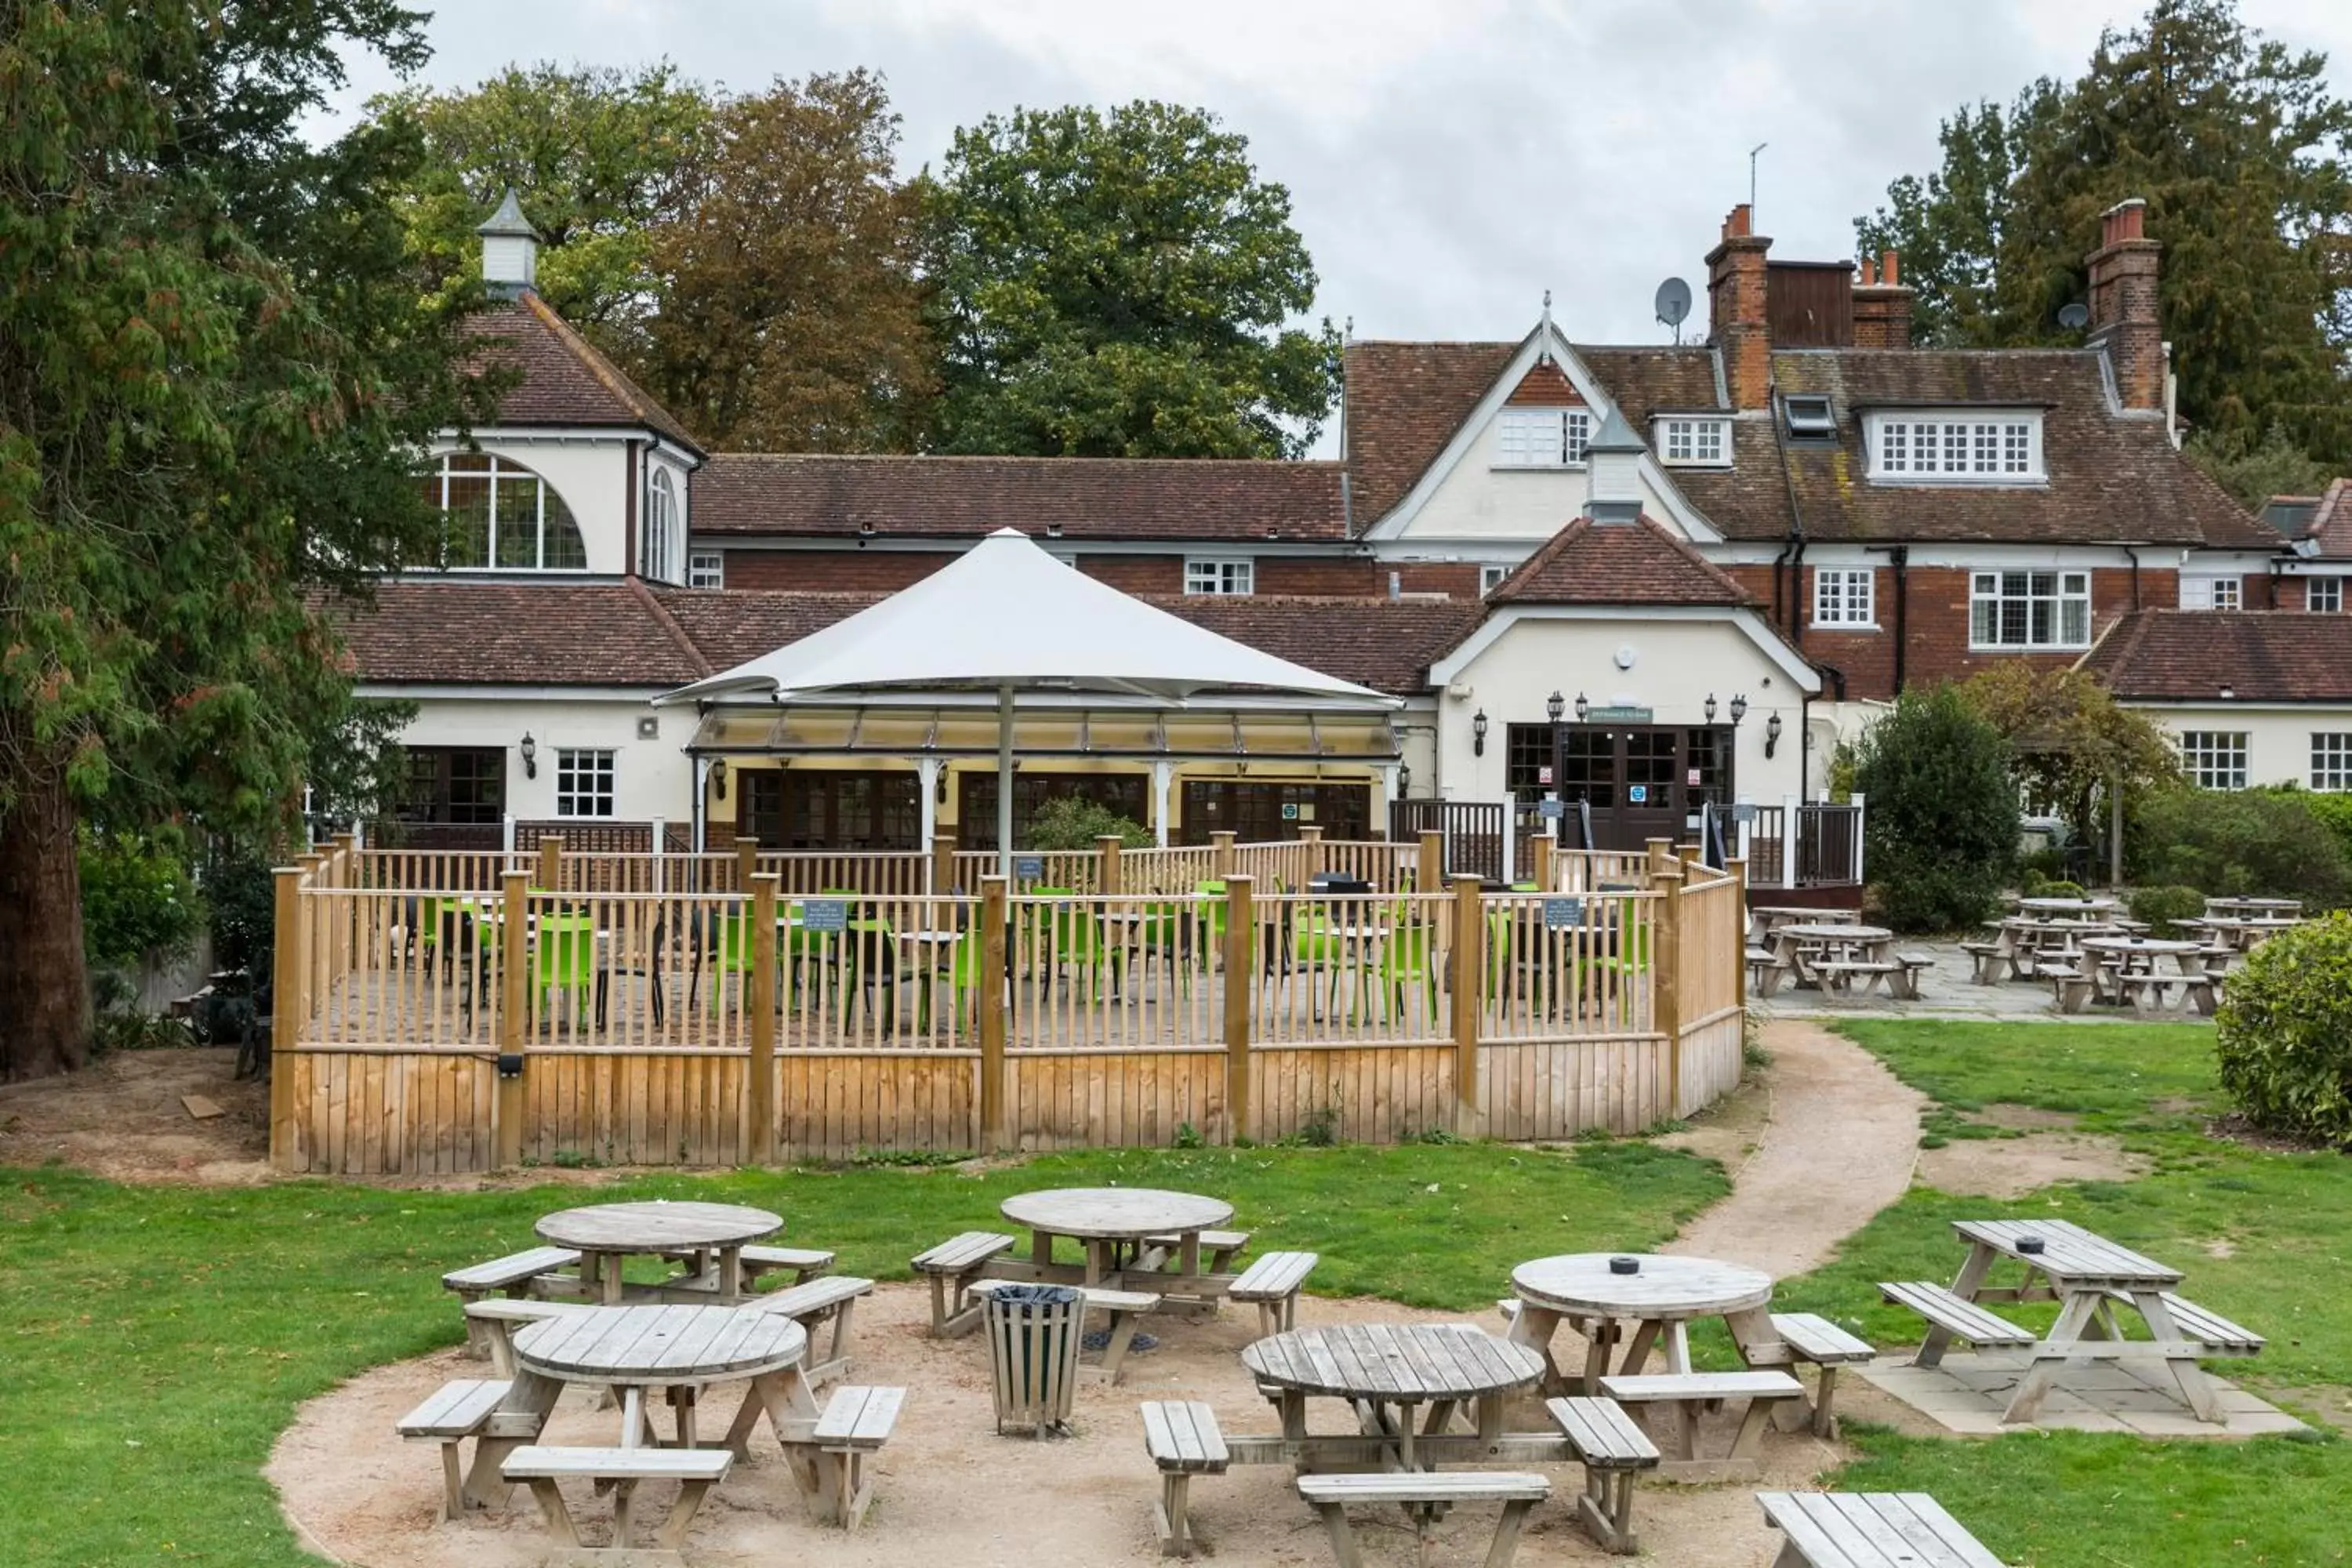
left=424, top=452, right=586, bottom=572
left=1781, top=394, right=1836, bottom=437
left=1867, top=410, right=2044, bottom=482
left=1656, top=416, right=1730, bottom=466
left=1494, top=407, right=1590, bottom=468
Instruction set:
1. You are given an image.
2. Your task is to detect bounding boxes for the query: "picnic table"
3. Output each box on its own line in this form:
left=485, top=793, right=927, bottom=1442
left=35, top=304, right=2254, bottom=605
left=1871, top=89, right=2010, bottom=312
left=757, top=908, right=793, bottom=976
left=2205, top=895, right=2302, bottom=916
left=1748, top=905, right=1857, bottom=944
left=1759, top=1491, right=2003, bottom=1567
left=982, top=1188, right=1241, bottom=1316
left=2014, top=895, right=2120, bottom=915
left=1505, top=1253, right=1777, bottom=1395
left=2073, top=936, right=2212, bottom=1014
left=1239, top=1323, right=1550, bottom=1470
left=1768, top=924, right=1911, bottom=995
left=2186, top=913, right=2303, bottom=951
left=536, top=1200, right=782, bottom=1304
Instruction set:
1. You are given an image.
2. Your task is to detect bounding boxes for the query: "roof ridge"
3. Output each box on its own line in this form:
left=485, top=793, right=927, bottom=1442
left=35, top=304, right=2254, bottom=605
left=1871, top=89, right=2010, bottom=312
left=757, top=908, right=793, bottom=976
left=518, top=292, right=702, bottom=455
left=702, top=451, right=1344, bottom=470
left=629, top=577, right=712, bottom=678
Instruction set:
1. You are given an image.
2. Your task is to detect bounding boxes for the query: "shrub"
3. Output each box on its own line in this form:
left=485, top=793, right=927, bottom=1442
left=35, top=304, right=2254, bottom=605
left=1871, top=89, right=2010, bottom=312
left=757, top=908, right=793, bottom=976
left=2215, top=913, right=2352, bottom=1144
left=2036, top=879, right=2086, bottom=900
left=1852, top=686, right=2020, bottom=932
left=2128, top=884, right=2206, bottom=933
left=78, top=829, right=203, bottom=972
left=1022, top=795, right=1152, bottom=851
left=203, top=848, right=279, bottom=974
left=2299, top=790, right=2352, bottom=866
left=2130, top=786, right=2350, bottom=909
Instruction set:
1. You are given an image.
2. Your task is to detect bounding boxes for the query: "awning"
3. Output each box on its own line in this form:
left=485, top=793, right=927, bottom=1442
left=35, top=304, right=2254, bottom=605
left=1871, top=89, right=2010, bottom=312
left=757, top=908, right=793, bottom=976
left=686, top=704, right=1399, bottom=764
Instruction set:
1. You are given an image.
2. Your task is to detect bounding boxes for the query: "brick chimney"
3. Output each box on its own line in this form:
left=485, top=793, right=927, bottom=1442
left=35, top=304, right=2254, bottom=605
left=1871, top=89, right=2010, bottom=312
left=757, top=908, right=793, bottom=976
left=1851, top=249, right=1914, bottom=350
left=2085, top=198, right=2163, bottom=411
left=1705, top=204, right=1772, bottom=409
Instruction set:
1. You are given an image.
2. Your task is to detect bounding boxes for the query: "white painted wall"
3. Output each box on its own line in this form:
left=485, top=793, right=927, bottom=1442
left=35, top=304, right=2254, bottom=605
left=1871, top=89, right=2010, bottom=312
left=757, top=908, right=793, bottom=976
left=640, top=446, right=695, bottom=584
left=394, top=691, right=693, bottom=820
left=1430, top=615, right=1808, bottom=804
left=1387, top=419, right=1689, bottom=543
left=2133, top=704, right=2352, bottom=791
left=437, top=435, right=633, bottom=576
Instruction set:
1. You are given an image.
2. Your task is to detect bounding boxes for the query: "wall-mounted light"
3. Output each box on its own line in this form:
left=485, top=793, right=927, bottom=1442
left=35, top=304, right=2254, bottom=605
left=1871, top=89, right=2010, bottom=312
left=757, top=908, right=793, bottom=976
left=710, top=756, right=729, bottom=800
left=1730, top=692, right=1749, bottom=726
left=1764, top=711, right=1784, bottom=758
left=1472, top=709, right=1489, bottom=756
left=520, top=731, right=537, bottom=779
left=1573, top=691, right=1590, bottom=724
left=1546, top=690, right=1566, bottom=724
left=1704, top=692, right=1719, bottom=724
left=936, top=766, right=949, bottom=804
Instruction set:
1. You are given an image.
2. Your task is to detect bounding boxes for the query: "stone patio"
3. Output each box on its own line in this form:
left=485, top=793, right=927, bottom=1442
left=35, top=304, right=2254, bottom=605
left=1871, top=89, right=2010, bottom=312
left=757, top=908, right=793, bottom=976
left=1858, top=1352, right=2303, bottom=1438
left=1753, top=942, right=2215, bottom=1023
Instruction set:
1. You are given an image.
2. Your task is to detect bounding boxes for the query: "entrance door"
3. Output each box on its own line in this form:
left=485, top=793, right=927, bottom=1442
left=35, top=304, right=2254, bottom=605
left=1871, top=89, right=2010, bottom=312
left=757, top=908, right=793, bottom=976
left=1554, top=727, right=1732, bottom=852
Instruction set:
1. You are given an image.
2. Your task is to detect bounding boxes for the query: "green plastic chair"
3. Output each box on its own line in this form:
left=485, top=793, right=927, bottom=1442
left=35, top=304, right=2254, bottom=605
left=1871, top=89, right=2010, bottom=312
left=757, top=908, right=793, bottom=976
left=535, top=912, right=598, bottom=1025
left=1378, top=918, right=1439, bottom=1026
left=691, top=909, right=756, bottom=1012
left=1193, top=881, right=1229, bottom=969
left=1289, top=902, right=1351, bottom=1018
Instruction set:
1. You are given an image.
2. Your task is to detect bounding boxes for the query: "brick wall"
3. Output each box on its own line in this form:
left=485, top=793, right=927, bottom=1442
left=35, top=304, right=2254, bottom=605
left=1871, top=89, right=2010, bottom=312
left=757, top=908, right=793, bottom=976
left=1392, top=562, right=1483, bottom=598
left=1079, top=554, right=1184, bottom=593
left=721, top=550, right=956, bottom=591
left=1258, top=557, right=1385, bottom=595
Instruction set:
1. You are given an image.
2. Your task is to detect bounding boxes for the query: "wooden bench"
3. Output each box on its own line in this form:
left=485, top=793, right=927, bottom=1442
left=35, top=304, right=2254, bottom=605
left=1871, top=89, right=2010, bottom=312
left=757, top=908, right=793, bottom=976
left=2097, top=1291, right=2265, bottom=1356
left=1769, top=1312, right=1875, bottom=1437
left=2037, top=961, right=2096, bottom=1014
left=463, top=1297, right=594, bottom=1377
left=1958, top=941, right=2012, bottom=985
left=1878, top=1281, right=2034, bottom=1367
left=1759, top=1489, right=2002, bottom=1568
left=739, top=1275, right=876, bottom=1385
left=1295, top=1472, right=1549, bottom=1568
left=654, top=1243, right=833, bottom=1288
left=1746, top=946, right=1790, bottom=998
left=910, top=1230, right=1016, bottom=1337
left=971, top=1279, right=1163, bottom=1384
left=1141, top=1399, right=1229, bottom=1558
left=1226, top=1250, right=1318, bottom=1334
left=2114, top=971, right=2216, bottom=1015
left=1545, top=1396, right=1657, bottom=1555
left=501, top=1443, right=731, bottom=1556
left=1142, top=1229, right=1252, bottom=1272
left=809, top=1384, right=902, bottom=1530
left=1889, top=953, right=1936, bottom=1000
left=441, top=1246, right=582, bottom=1358
left=397, top=1377, right=511, bottom=1519
left=1811, top=959, right=1903, bottom=996
left=1595, top=1370, right=1805, bottom=1479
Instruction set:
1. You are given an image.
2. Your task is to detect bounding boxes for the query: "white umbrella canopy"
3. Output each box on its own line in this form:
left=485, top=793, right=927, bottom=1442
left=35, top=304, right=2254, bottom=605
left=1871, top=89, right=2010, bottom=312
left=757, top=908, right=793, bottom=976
left=661, top=528, right=1396, bottom=873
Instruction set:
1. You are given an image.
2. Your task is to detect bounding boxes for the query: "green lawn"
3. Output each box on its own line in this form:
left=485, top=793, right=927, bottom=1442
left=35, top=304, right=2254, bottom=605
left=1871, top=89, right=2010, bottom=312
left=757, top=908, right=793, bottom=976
left=0, top=1139, right=1722, bottom=1568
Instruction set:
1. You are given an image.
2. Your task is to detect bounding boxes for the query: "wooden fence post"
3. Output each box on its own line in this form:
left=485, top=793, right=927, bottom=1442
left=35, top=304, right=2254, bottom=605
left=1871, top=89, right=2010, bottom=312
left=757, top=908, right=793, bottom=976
left=1417, top=829, right=1443, bottom=894
left=1645, top=837, right=1674, bottom=877
left=1097, top=833, right=1123, bottom=895
left=1532, top=832, right=1557, bottom=892
left=978, top=876, right=1008, bottom=1152
left=269, top=864, right=303, bottom=1171
left=1651, top=858, right=1685, bottom=1123
left=1211, top=830, right=1236, bottom=879
left=1450, top=875, right=1485, bottom=1138
left=735, top=835, right=759, bottom=892
left=1298, top=824, right=1323, bottom=878
left=1727, top=855, right=1750, bottom=1014
left=749, top=873, right=779, bottom=1164
left=536, top=835, right=562, bottom=891
left=931, top=833, right=958, bottom=897
left=495, top=869, right=529, bottom=1169
left=1222, top=876, right=1254, bottom=1144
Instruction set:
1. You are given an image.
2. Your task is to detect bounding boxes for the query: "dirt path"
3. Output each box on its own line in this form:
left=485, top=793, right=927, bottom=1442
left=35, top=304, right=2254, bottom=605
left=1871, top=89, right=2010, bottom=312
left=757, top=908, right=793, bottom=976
left=1663, top=1018, right=1925, bottom=1277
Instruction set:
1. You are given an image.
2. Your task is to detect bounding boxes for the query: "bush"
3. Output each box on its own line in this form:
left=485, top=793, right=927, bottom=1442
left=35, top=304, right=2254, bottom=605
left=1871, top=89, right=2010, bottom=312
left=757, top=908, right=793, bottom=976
left=2130, top=786, right=2350, bottom=909
left=1022, top=794, right=1152, bottom=851
left=2215, top=913, right=2352, bottom=1144
left=78, top=829, right=202, bottom=972
left=1852, top=687, right=2020, bottom=932
left=203, top=849, right=278, bottom=974
left=2127, top=884, right=2206, bottom=933
left=2299, top=790, right=2352, bottom=866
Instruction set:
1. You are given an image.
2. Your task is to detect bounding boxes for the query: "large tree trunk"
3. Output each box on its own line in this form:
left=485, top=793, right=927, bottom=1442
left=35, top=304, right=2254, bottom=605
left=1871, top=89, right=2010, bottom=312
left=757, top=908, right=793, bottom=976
left=0, top=759, right=90, bottom=1080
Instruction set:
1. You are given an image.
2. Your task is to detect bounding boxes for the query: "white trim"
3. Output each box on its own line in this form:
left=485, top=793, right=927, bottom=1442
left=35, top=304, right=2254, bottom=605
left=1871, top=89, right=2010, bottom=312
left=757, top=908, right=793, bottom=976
left=357, top=683, right=670, bottom=702
left=1811, top=566, right=1877, bottom=630
left=1182, top=556, right=1255, bottom=595
left=1864, top=409, right=2045, bottom=482
left=1653, top=415, right=1732, bottom=468
left=1425, top=603, right=1820, bottom=693
left=1967, top=567, right=2093, bottom=650
left=696, top=535, right=1355, bottom=557
left=435, top=426, right=703, bottom=466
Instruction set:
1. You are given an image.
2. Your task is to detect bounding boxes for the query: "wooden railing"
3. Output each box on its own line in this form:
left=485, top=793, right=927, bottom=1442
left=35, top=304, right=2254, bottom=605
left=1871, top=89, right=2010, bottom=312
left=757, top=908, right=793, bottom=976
left=268, top=832, right=1746, bottom=1172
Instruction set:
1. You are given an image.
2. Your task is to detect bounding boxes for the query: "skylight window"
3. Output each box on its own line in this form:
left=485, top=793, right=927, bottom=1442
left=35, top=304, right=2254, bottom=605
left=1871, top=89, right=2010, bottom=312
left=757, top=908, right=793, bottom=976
left=1781, top=395, right=1836, bottom=437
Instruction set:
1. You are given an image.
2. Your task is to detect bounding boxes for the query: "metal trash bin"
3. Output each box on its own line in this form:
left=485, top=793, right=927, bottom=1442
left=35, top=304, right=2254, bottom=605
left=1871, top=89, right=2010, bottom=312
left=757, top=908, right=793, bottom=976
left=984, top=1283, right=1084, bottom=1436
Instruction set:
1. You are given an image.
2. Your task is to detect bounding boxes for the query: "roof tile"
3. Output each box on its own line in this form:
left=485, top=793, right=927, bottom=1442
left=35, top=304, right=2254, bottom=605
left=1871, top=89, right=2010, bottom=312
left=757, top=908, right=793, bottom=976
left=461, top=294, right=702, bottom=453
left=2081, top=608, right=2352, bottom=702
left=1489, top=514, right=1755, bottom=607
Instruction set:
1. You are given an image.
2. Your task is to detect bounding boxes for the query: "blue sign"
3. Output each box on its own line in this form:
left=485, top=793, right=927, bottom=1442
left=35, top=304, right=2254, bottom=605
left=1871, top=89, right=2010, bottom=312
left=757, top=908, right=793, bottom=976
left=1537, top=799, right=1566, bottom=820
left=1013, top=855, right=1046, bottom=881
left=1543, top=897, right=1586, bottom=931
left=1733, top=801, right=1757, bottom=825
left=800, top=898, right=848, bottom=933
left=1628, top=784, right=1648, bottom=804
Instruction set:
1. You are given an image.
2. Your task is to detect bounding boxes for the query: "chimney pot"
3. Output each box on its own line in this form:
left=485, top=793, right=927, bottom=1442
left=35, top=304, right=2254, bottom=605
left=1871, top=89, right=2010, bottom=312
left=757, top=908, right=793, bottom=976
left=1858, top=257, right=1877, bottom=287
left=1726, top=203, right=1753, bottom=238
left=1880, top=249, right=1899, bottom=287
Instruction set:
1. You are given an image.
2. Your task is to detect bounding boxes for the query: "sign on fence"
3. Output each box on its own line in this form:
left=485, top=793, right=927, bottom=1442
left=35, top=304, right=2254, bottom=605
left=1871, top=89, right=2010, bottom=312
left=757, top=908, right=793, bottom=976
left=800, top=898, right=849, bottom=933
left=1537, top=799, right=1566, bottom=820
left=1733, top=801, right=1757, bottom=824
left=1013, top=855, right=1045, bottom=881
left=1543, top=896, right=1585, bottom=930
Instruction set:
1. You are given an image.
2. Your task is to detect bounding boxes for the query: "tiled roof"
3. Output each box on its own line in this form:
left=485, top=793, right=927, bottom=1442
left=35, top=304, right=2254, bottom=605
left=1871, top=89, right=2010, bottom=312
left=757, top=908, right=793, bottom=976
left=689, top=453, right=1348, bottom=541
left=2301, top=477, right=2352, bottom=556
left=335, top=579, right=712, bottom=687
left=1667, top=350, right=2274, bottom=548
left=1489, top=514, right=1755, bottom=607
left=1134, top=594, right=1483, bottom=695
left=461, top=293, right=702, bottom=453
left=653, top=588, right=880, bottom=670
left=1573, top=345, right=1726, bottom=426
left=2081, top=609, right=2352, bottom=702
left=1342, top=339, right=1518, bottom=524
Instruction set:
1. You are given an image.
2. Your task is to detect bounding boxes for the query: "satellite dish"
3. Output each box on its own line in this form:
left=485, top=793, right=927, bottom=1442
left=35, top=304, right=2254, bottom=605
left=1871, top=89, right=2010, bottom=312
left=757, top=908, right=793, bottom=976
left=1654, top=277, right=1693, bottom=342
left=2057, top=300, right=2091, bottom=330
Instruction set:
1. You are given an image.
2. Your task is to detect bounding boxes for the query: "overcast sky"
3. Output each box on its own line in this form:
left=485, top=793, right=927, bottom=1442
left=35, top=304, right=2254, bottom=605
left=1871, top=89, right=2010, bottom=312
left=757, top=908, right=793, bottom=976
left=324, top=0, right=2352, bottom=348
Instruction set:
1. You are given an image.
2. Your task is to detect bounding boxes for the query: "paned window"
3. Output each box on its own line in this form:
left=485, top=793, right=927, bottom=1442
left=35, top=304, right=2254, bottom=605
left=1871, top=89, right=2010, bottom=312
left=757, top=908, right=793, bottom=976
left=1657, top=417, right=1728, bottom=466
left=688, top=550, right=724, bottom=590
left=641, top=467, right=677, bottom=582
left=2307, top=576, right=2343, bottom=613
left=1970, top=570, right=2091, bottom=648
left=1184, top=557, right=1254, bottom=595
left=555, top=749, right=615, bottom=818
left=1481, top=564, right=1510, bottom=595
left=401, top=747, right=505, bottom=824
left=2179, top=731, right=2248, bottom=791
left=2180, top=575, right=2243, bottom=612
left=1494, top=407, right=1591, bottom=467
left=2314, top=734, right=2352, bottom=791
left=1813, top=568, right=1876, bottom=628
left=1869, top=414, right=2042, bottom=480
left=423, top=452, right=587, bottom=571
left=1504, top=723, right=1555, bottom=804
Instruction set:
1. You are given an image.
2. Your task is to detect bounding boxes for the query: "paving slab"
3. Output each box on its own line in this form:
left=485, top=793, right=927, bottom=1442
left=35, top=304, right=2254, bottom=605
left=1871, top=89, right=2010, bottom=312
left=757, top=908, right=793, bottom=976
left=1857, top=1352, right=2301, bottom=1439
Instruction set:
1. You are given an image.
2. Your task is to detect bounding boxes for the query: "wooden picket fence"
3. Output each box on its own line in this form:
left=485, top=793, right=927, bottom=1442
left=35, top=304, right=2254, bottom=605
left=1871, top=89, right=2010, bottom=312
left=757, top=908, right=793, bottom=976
left=270, top=833, right=1746, bottom=1174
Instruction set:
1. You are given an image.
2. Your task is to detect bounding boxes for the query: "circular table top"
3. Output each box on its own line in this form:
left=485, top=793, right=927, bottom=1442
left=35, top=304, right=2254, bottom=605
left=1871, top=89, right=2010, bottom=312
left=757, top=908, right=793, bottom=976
left=515, top=1304, right=807, bottom=1382
left=2082, top=935, right=2203, bottom=953
left=1243, top=1323, right=1543, bottom=1402
left=2209, top=897, right=2302, bottom=910
left=1777, top=924, right=1892, bottom=942
left=536, top=1200, right=782, bottom=1252
left=2018, top=897, right=2120, bottom=912
left=1512, top=1253, right=1773, bottom=1318
left=1000, top=1187, right=1233, bottom=1240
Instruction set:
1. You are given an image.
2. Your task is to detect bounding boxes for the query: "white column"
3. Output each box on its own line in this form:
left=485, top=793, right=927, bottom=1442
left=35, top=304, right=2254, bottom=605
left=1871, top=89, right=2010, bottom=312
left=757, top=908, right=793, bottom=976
left=1735, top=794, right=1753, bottom=863
left=1378, top=764, right=1399, bottom=827
left=1780, top=793, right=1800, bottom=890
left=689, top=762, right=706, bottom=853
left=651, top=816, right=667, bottom=894
left=916, top=757, right=940, bottom=848
left=501, top=813, right=517, bottom=855
left=1152, top=760, right=1174, bottom=848
left=1849, top=791, right=1867, bottom=884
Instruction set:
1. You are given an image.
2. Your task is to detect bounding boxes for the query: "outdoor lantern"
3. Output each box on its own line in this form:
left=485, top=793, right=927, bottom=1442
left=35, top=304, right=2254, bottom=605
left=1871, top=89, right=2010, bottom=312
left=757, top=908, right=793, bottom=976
left=1704, top=692, right=1719, bottom=724
left=1398, top=763, right=1411, bottom=797
left=1472, top=709, right=1489, bottom=756
left=710, top=756, right=729, bottom=800
left=1764, top=711, right=1783, bottom=758
left=1730, top=692, right=1749, bottom=725
left=1573, top=691, right=1590, bottom=724
left=1546, top=690, right=1566, bottom=724
left=519, top=731, right=538, bottom=779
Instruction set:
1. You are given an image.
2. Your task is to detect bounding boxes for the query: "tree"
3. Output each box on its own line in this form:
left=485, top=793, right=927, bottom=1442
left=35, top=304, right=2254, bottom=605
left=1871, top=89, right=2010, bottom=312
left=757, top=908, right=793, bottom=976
left=1857, top=0, right=2352, bottom=463
left=1850, top=688, right=2022, bottom=931
left=2184, top=423, right=2333, bottom=510
left=1957, top=664, right=2182, bottom=862
left=635, top=72, right=934, bottom=452
left=0, top=2, right=490, bottom=1079
left=373, top=62, right=714, bottom=346
left=924, top=101, right=1338, bottom=458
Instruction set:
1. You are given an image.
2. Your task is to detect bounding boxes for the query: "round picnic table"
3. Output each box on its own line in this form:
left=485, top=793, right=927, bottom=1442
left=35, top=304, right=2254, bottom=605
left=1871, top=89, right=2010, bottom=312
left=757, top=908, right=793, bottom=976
left=514, top=1302, right=810, bottom=1451
left=1506, top=1252, right=1777, bottom=1395
left=536, top=1200, right=782, bottom=1304
left=1000, top=1186, right=1233, bottom=1283
left=2079, top=935, right=2205, bottom=970
left=1243, top=1323, right=1545, bottom=1466
left=2016, top=896, right=2120, bottom=914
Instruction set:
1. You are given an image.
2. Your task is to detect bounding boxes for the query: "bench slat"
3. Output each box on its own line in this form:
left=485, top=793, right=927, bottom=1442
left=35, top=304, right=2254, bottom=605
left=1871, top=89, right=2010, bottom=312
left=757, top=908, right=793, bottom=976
left=1298, top=1471, right=1549, bottom=1504
left=1229, top=1250, right=1318, bottom=1300
left=1142, top=1229, right=1250, bottom=1250
left=814, top=1385, right=906, bottom=1447
left=2151, top=1293, right=2263, bottom=1351
left=442, top=1246, right=579, bottom=1292
left=972, top=1279, right=1162, bottom=1313
left=463, top=1298, right=593, bottom=1325
left=742, top=1276, right=876, bottom=1319
left=1771, top=1312, right=1875, bottom=1364
left=397, top=1377, right=510, bottom=1437
left=1544, top=1396, right=1659, bottom=1465
left=1142, top=1399, right=1229, bottom=1472
left=502, top=1445, right=731, bottom=1482
left=1599, top=1370, right=1804, bottom=1403
left=912, top=1231, right=1014, bottom=1272
left=739, top=1244, right=835, bottom=1271
left=1878, top=1282, right=2034, bottom=1347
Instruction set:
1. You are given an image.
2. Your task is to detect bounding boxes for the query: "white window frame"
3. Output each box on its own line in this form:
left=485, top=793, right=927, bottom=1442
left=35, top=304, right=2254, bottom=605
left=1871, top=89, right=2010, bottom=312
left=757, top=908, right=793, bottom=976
left=1480, top=564, right=1511, bottom=595
left=1655, top=416, right=1730, bottom=467
left=1866, top=411, right=2045, bottom=482
left=1813, top=568, right=1878, bottom=629
left=1183, top=557, right=1254, bottom=596
left=2179, top=575, right=2242, bottom=612
left=554, top=749, right=617, bottom=818
left=2312, top=732, right=2352, bottom=791
left=2307, top=575, right=2343, bottom=613
left=641, top=466, right=678, bottom=582
left=426, top=451, right=589, bottom=572
left=1969, top=569, right=2092, bottom=650
left=687, top=550, right=724, bottom=590
left=2179, top=731, right=2248, bottom=792
left=1492, top=407, right=1591, bottom=469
